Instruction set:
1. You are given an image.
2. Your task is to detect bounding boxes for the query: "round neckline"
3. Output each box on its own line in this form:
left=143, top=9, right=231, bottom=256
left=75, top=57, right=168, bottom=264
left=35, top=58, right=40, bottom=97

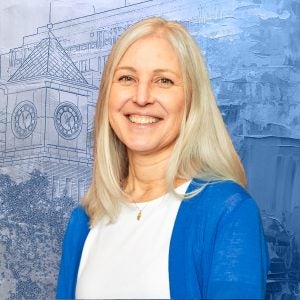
left=124, top=180, right=191, bottom=206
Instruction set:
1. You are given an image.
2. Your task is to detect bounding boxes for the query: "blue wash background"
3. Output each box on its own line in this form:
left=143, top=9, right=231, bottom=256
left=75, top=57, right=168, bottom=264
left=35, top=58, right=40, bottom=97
left=0, top=0, right=299, bottom=298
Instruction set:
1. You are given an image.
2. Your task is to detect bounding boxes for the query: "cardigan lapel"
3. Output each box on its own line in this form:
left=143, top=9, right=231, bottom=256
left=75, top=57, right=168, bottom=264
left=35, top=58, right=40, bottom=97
left=168, top=179, right=206, bottom=299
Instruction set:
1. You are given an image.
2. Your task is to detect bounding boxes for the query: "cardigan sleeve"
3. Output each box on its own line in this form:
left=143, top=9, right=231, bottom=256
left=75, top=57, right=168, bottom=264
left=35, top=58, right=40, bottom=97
left=204, top=195, right=269, bottom=299
left=56, top=207, right=90, bottom=300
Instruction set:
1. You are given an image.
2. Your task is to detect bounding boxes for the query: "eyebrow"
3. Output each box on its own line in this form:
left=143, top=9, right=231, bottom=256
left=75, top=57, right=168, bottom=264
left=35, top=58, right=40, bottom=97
left=115, top=66, right=136, bottom=72
left=115, top=66, right=180, bottom=77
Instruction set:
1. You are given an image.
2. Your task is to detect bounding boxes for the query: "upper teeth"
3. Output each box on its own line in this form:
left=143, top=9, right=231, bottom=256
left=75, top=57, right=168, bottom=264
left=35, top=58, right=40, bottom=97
left=128, top=115, right=159, bottom=124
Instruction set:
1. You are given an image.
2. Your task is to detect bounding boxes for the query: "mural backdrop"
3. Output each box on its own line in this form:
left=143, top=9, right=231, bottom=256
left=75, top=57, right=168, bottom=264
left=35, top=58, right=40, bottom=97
left=0, top=0, right=299, bottom=299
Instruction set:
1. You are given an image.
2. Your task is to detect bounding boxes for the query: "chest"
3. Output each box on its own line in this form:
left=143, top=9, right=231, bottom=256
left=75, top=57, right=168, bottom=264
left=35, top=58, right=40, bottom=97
left=76, top=194, right=182, bottom=299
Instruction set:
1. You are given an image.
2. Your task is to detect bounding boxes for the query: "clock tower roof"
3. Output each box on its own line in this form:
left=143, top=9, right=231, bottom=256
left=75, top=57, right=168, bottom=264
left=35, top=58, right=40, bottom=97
left=8, top=31, right=88, bottom=86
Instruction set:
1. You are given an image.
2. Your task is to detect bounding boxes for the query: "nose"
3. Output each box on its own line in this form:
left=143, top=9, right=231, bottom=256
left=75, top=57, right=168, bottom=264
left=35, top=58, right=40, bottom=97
left=133, top=80, right=154, bottom=106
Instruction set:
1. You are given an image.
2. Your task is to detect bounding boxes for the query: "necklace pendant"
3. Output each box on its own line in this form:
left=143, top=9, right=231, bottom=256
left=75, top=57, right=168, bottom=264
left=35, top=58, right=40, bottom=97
left=137, top=210, right=142, bottom=221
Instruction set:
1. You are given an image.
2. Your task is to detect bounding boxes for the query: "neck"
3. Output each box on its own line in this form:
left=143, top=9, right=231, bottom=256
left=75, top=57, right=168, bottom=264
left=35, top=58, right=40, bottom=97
left=124, top=149, right=186, bottom=202
left=125, top=150, right=168, bottom=202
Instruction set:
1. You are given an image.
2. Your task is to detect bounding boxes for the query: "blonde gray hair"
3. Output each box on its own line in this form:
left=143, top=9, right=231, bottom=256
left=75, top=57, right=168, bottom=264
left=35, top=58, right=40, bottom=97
left=83, top=17, right=246, bottom=225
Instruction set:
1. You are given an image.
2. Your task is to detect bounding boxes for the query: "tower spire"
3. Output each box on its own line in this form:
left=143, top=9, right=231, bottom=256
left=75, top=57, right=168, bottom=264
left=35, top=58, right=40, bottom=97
left=49, top=2, right=52, bottom=24
left=47, top=2, right=53, bottom=30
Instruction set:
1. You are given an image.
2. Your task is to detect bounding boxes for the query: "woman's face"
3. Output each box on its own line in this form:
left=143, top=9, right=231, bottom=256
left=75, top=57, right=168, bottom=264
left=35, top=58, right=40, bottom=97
left=108, top=34, right=185, bottom=157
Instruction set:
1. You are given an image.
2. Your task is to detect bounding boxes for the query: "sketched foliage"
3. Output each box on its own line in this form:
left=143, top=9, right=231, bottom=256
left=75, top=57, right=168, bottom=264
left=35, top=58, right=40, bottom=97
left=0, top=170, right=76, bottom=299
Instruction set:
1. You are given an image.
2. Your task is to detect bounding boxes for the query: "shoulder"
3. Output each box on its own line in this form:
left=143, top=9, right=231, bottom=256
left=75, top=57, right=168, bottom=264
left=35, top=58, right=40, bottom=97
left=184, top=179, right=260, bottom=222
left=63, top=206, right=90, bottom=247
left=68, top=206, right=89, bottom=226
left=57, top=206, right=90, bottom=299
left=177, top=181, right=269, bottom=298
left=188, top=178, right=250, bottom=199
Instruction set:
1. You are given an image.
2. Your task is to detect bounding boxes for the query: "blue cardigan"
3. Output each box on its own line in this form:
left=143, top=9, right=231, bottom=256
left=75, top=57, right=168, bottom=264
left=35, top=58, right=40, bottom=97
left=56, top=180, right=269, bottom=299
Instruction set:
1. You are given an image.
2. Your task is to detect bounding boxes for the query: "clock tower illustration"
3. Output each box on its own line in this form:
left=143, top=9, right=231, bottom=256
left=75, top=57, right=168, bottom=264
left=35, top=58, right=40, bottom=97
left=3, top=23, right=97, bottom=200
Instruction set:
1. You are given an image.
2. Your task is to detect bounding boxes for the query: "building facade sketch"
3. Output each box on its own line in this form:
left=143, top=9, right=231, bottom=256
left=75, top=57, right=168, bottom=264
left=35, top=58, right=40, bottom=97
left=0, top=0, right=299, bottom=298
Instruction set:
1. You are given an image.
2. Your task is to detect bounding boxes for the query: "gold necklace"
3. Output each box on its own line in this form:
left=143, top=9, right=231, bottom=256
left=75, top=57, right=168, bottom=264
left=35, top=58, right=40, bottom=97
left=131, top=192, right=169, bottom=221
left=132, top=201, right=149, bottom=221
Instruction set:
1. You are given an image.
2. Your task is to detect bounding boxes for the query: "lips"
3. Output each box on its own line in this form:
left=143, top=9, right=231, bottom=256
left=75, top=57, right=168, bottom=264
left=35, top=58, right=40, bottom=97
left=127, top=114, right=160, bottom=124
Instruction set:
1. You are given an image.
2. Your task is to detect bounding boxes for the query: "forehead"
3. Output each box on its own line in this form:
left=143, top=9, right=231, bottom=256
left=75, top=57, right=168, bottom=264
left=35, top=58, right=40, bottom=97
left=117, top=34, right=181, bottom=69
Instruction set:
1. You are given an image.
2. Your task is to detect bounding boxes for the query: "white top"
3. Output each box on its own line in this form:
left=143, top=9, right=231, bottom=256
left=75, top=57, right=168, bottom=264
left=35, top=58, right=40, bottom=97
left=76, top=181, right=190, bottom=299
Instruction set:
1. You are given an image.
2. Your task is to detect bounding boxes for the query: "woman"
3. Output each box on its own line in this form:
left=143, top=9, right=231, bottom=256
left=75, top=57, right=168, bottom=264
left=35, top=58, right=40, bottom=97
left=57, top=17, right=269, bottom=299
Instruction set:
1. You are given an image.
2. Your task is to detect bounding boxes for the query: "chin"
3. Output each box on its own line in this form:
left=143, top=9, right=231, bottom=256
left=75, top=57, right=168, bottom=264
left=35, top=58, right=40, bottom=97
left=127, top=146, right=156, bottom=155
left=125, top=141, right=159, bottom=154
left=126, top=142, right=174, bottom=157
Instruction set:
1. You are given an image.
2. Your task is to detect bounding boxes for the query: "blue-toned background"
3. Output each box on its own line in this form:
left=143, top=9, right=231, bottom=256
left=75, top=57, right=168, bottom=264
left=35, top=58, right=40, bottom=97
left=0, top=0, right=299, bottom=298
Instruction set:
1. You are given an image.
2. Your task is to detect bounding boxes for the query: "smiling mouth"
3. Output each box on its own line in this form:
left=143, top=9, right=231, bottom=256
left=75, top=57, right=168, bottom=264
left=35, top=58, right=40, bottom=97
left=128, top=115, right=160, bottom=124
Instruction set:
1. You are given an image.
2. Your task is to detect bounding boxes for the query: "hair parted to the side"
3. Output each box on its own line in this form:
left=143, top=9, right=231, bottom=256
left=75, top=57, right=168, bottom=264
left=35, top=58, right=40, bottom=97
left=82, top=17, right=247, bottom=226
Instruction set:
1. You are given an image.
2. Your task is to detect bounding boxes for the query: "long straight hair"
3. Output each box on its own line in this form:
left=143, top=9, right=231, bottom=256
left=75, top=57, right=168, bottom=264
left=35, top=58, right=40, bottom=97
left=83, top=17, right=247, bottom=226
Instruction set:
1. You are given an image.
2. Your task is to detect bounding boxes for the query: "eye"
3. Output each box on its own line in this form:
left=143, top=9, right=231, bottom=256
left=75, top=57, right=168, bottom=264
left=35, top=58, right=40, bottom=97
left=157, top=77, right=174, bottom=86
left=118, top=75, right=135, bottom=85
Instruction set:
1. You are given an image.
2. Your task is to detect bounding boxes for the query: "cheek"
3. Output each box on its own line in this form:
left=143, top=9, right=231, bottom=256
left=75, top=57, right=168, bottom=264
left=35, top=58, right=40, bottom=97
left=108, top=89, right=118, bottom=113
left=171, top=94, right=186, bottom=122
left=109, top=85, right=133, bottom=108
left=107, top=97, right=120, bottom=134
left=108, top=95, right=128, bottom=139
left=108, top=90, right=122, bottom=119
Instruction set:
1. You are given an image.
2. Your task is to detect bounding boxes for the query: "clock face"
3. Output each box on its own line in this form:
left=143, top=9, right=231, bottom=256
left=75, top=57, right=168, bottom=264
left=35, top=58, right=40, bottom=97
left=54, top=102, right=82, bottom=139
left=12, top=101, right=37, bottom=138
